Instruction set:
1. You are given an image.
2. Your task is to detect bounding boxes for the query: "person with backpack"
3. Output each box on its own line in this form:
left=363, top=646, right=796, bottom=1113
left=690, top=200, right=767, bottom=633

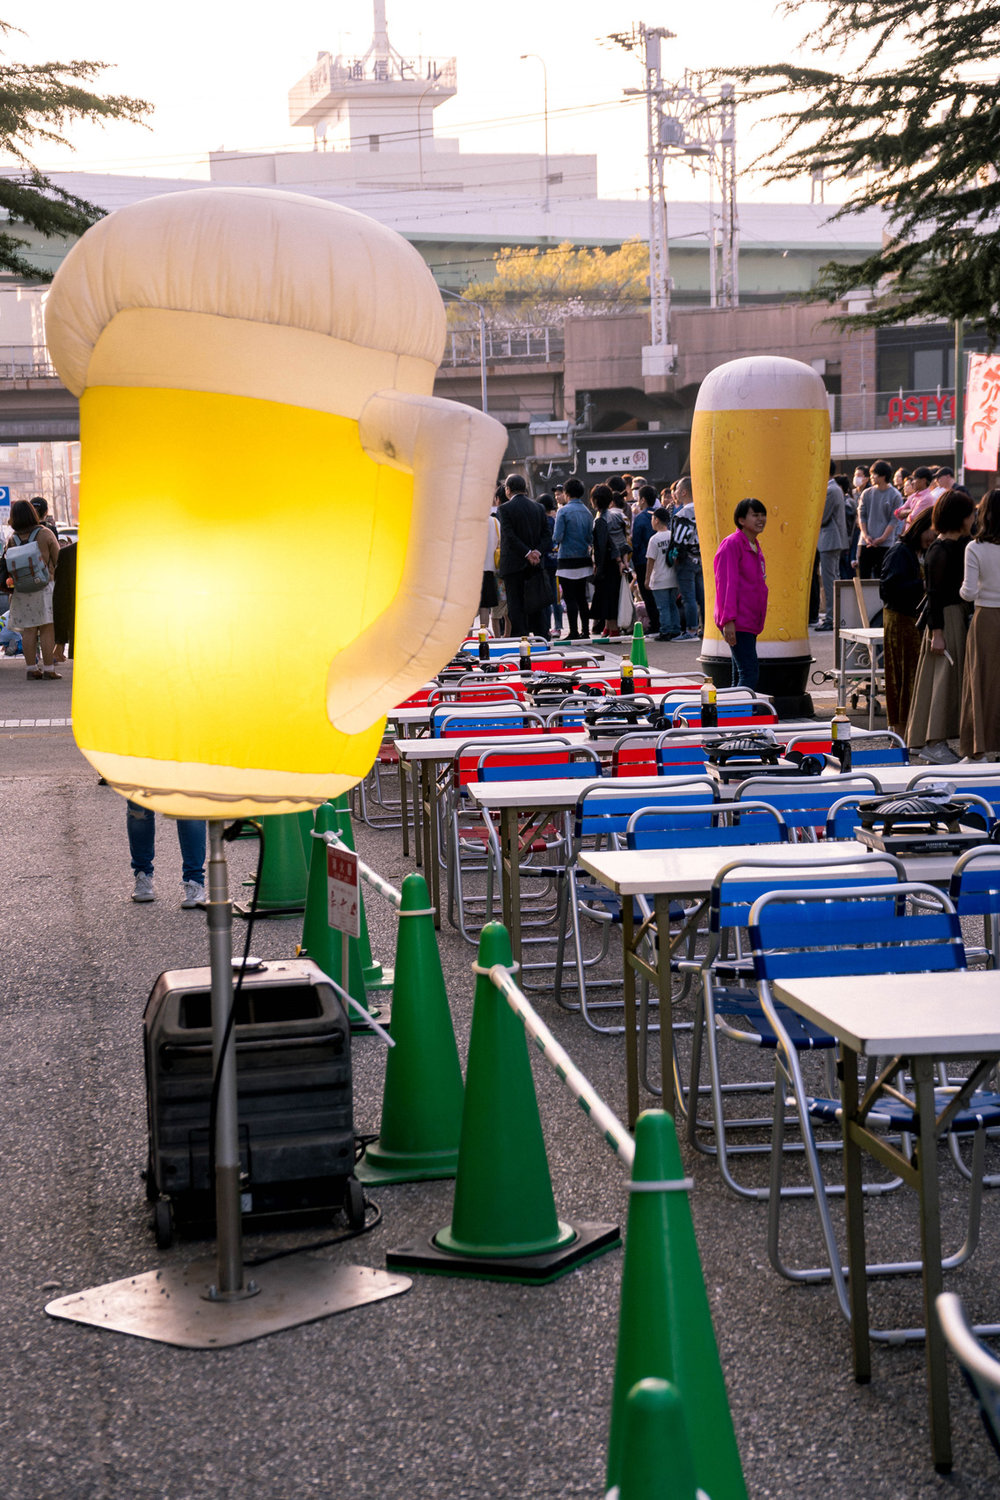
left=1, top=498, right=60, bottom=678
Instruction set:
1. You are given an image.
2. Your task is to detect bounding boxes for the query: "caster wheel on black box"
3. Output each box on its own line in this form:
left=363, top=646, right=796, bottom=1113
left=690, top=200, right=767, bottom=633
left=344, top=1176, right=366, bottom=1233
left=153, top=1196, right=174, bottom=1250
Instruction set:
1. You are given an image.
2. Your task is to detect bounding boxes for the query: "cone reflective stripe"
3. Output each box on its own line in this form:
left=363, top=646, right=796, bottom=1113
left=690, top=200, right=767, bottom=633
left=615, top=1379, right=699, bottom=1500
left=630, top=623, right=649, bottom=670
left=237, top=812, right=309, bottom=915
left=356, top=873, right=464, bottom=1184
left=606, top=1111, right=746, bottom=1500
left=387, top=922, right=619, bottom=1281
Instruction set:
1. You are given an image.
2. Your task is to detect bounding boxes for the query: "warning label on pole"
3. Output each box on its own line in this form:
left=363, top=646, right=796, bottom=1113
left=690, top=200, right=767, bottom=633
left=326, top=845, right=360, bottom=937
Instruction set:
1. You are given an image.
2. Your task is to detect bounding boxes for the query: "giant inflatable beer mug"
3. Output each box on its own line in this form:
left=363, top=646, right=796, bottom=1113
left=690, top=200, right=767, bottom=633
left=44, top=187, right=506, bottom=815
left=691, top=356, right=830, bottom=710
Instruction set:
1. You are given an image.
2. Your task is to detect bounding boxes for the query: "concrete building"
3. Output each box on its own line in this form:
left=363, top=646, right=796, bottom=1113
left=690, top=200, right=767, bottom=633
left=0, top=0, right=980, bottom=508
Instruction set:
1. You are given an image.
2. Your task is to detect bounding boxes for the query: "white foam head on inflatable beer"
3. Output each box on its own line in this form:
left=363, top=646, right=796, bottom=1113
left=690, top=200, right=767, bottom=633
left=45, top=186, right=507, bottom=816
left=690, top=354, right=831, bottom=670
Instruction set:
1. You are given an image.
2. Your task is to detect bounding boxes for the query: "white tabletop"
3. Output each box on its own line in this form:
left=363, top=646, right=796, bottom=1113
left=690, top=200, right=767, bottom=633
left=577, top=841, right=960, bottom=895
left=395, top=734, right=575, bottom=764
left=840, top=627, right=885, bottom=642
left=876, top=763, right=1000, bottom=795
left=467, top=773, right=703, bottom=810
left=772, top=971, right=1000, bottom=1056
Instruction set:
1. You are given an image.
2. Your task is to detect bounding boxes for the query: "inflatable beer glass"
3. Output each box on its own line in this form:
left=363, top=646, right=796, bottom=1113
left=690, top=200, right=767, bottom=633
left=44, top=187, right=506, bottom=816
left=690, top=355, right=830, bottom=711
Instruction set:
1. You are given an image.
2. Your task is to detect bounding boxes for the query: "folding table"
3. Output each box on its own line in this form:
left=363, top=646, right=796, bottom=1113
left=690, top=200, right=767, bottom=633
left=573, top=843, right=956, bottom=1128
left=770, top=970, right=1000, bottom=1472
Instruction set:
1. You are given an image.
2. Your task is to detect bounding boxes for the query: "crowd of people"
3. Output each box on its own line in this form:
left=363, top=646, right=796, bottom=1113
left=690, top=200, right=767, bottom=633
left=483, top=470, right=704, bottom=645
left=0, top=495, right=76, bottom=674
left=818, top=461, right=1000, bottom=764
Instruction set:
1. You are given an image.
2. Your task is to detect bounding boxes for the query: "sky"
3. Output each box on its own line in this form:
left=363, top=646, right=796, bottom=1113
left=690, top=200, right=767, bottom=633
left=1, top=0, right=840, bottom=204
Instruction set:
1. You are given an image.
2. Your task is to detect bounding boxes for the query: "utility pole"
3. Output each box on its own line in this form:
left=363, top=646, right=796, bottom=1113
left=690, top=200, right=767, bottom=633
left=613, top=23, right=677, bottom=378
left=655, top=70, right=740, bottom=309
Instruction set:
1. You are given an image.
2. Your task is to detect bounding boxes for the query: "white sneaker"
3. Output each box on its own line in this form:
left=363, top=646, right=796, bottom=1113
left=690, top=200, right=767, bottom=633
left=181, top=881, right=207, bottom=909
left=132, top=872, right=155, bottom=903
left=919, top=742, right=959, bottom=764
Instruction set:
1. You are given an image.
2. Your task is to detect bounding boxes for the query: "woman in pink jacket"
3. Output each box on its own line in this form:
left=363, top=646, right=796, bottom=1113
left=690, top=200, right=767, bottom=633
left=713, top=497, right=768, bottom=689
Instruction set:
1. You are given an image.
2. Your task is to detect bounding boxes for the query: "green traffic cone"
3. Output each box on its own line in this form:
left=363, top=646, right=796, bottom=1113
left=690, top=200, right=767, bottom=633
left=295, top=806, right=317, bottom=860
left=630, top=622, right=649, bottom=670
left=618, top=1379, right=698, bottom=1500
left=235, top=812, right=309, bottom=916
left=323, top=796, right=391, bottom=990
left=299, top=802, right=377, bottom=1030
left=606, top=1111, right=747, bottom=1500
left=386, top=922, right=619, bottom=1282
left=356, top=873, right=464, bottom=1185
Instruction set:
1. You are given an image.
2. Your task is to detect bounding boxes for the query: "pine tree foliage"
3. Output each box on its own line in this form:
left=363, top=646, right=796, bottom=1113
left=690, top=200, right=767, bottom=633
left=721, top=0, right=1000, bottom=339
left=0, top=20, right=150, bottom=279
left=458, top=240, right=650, bottom=327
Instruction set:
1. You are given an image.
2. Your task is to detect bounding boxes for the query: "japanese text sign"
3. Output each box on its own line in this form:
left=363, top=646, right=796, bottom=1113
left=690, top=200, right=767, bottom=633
left=326, top=844, right=360, bottom=937
left=964, top=353, right=1000, bottom=471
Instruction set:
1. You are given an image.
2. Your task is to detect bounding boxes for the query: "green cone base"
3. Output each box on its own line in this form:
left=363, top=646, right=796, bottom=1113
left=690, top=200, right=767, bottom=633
left=234, top=899, right=305, bottom=919
left=355, top=1141, right=458, bottom=1186
left=386, top=1221, right=620, bottom=1284
left=363, top=963, right=393, bottom=991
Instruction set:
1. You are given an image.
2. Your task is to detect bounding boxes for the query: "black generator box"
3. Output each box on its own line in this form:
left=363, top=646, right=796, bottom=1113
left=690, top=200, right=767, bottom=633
left=143, top=958, right=360, bottom=1245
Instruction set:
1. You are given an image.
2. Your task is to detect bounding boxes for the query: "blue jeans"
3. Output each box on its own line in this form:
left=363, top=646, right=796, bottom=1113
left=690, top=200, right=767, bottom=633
left=652, top=588, right=680, bottom=635
left=729, top=632, right=759, bottom=690
left=674, top=557, right=703, bottom=633
left=126, top=801, right=206, bottom=883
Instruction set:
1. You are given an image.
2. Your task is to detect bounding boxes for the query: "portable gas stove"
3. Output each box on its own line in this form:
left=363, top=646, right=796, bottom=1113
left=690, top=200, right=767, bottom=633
left=708, top=729, right=790, bottom=783
left=854, top=784, right=988, bottom=856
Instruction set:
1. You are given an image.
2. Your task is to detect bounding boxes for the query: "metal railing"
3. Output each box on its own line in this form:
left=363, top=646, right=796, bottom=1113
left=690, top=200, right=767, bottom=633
left=0, top=346, right=58, bottom=381
left=442, top=324, right=565, bottom=368
left=831, top=388, right=957, bottom=434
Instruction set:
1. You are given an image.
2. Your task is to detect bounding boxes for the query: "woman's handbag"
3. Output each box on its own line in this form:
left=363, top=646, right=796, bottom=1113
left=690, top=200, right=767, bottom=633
left=617, top=572, right=635, bottom=631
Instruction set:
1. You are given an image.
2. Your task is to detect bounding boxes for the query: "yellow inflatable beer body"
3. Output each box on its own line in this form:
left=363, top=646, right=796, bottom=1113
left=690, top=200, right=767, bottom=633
left=690, top=356, right=830, bottom=701
left=44, top=188, right=507, bottom=816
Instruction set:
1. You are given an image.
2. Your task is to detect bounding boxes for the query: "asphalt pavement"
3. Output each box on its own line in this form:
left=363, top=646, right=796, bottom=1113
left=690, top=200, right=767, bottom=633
left=3, top=639, right=998, bottom=1500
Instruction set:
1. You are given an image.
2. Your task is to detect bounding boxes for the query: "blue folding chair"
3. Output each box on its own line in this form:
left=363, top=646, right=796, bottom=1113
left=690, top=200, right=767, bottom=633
left=685, top=854, right=904, bottom=1196
left=444, top=737, right=586, bottom=943
left=734, top=772, right=882, bottom=841
left=550, top=777, right=719, bottom=1030
left=938, top=1293, right=1000, bottom=1462
left=752, top=882, right=1000, bottom=1335
left=950, top=845, right=1000, bottom=968
left=621, top=802, right=789, bottom=1100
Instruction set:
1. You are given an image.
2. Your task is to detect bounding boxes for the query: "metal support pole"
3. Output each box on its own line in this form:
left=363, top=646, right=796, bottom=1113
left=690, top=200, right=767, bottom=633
left=206, top=820, right=247, bottom=1298
left=954, top=318, right=965, bottom=482
left=479, top=303, right=489, bottom=415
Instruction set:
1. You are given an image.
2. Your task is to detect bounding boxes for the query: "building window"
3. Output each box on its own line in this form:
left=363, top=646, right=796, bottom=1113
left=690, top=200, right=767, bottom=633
left=369, top=134, right=380, bottom=152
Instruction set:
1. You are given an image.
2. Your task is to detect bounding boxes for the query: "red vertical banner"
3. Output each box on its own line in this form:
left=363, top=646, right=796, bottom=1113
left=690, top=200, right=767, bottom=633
left=963, top=353, right=1000, bottom=471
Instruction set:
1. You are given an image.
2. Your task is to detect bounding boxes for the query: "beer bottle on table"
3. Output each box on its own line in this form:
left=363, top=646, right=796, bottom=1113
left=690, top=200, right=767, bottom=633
left=620, top=659, right=635, bottom=695
left=700, top=679, right=718, bottom=728
left=478, top=627, right=489, bottom=664
left=831, top=706, right=852, bottom=771
left=519, top=636, right=532, bottom=673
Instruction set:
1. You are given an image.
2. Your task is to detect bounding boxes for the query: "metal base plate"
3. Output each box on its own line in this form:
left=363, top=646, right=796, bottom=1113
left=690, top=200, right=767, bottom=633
left=386, top=1221, right=620, bottom=1284
left=233, top=901, right=306, bottom=919
left=45, top=1257, right=410, bottom=1349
